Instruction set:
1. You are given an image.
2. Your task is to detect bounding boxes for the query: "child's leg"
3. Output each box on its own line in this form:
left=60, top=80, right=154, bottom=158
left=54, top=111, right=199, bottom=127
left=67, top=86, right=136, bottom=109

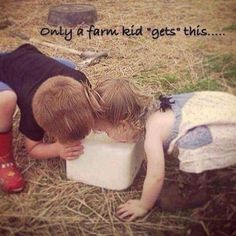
left=0, top=87, right=17, bottom=132
left=0, top=82, right=25, bottom=193
left=53, top=57, right=76, bottom=69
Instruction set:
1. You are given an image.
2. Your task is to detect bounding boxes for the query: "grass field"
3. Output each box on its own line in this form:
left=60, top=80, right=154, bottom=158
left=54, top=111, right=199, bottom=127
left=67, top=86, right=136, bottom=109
left=0, top=0, right=235, bottom=235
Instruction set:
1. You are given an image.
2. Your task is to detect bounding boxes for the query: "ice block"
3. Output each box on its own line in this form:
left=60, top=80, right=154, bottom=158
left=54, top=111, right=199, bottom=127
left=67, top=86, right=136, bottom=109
left=66, top=132, right=145, bottom=190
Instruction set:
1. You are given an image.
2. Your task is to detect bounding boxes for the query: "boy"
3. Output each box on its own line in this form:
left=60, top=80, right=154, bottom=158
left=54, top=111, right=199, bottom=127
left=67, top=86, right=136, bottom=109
left=0, top=44, right=100, bottom=193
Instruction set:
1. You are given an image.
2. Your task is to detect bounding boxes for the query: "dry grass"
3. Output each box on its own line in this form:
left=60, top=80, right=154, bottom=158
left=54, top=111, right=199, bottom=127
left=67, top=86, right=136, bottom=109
left=0, top=0, right=236, bottom=235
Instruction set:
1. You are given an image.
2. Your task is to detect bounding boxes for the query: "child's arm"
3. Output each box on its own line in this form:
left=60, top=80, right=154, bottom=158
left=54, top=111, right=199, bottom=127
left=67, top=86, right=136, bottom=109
left=117, top=113, right=166, bottom=221
left=140, top=132, right=165, bottom=209
left=24, top=137, right=84, bottom=160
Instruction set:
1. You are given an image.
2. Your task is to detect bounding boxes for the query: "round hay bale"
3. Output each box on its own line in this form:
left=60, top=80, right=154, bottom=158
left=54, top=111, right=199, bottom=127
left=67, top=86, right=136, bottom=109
left=47, top=4, right=97, bottom=27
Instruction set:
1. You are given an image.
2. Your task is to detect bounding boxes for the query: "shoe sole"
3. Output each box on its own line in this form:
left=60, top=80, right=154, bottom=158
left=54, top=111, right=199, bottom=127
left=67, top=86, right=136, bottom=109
left=11, top=187, right=24, bottom=192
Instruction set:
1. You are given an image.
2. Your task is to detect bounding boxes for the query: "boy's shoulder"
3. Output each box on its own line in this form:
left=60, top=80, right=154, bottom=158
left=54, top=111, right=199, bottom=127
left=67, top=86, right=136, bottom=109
left=14, top=43, right=40, bottom=53
left=4, top=43, right=42, bottom=58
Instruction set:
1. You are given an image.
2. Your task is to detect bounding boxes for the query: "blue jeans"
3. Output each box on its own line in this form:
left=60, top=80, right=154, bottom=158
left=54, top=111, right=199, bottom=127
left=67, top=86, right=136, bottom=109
left=52, top=57, right=76, bottom=69
left=0, top=81, right=12, bottom=92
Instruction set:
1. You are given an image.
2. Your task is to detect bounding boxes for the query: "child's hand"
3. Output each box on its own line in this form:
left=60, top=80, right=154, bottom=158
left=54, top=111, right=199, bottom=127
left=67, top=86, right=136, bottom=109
left=116, top=199, right=149, bottom=221
left=56, top=141, right=84, bottom=160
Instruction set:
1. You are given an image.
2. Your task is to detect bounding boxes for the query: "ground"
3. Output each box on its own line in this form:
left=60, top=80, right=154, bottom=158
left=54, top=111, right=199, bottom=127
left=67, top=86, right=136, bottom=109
left=0, top=0, right=236, bottom=235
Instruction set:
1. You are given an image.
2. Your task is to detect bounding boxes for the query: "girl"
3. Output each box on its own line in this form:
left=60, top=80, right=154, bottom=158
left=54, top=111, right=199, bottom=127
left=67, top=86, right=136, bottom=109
left=94, top=78, right=236, bottom=221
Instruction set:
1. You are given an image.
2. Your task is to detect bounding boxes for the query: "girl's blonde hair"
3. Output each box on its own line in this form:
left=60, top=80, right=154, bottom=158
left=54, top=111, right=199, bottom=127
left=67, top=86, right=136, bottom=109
left=33, top=76, right=102, bottom=143
left=94, top=78, right=153, bottom=129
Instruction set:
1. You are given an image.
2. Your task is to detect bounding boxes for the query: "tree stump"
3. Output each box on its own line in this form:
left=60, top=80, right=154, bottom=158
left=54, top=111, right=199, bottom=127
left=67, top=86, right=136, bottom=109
left=47, top=4, right=97, bottom=27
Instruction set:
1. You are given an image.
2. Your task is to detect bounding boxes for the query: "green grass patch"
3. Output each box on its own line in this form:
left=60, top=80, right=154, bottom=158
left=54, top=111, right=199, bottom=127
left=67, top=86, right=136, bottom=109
left=133, top=68, right=159, bottom=86
left=223, top=23, right=236, bottom=31
left=176, top=77, right=221, bottom=94
left=133, top=54, right=236, bottom=95
left=203, top=54, right=236, bottom=87
left=133, top=68, right=178, bottom=90
left=204, top=54, right=231, bottom=72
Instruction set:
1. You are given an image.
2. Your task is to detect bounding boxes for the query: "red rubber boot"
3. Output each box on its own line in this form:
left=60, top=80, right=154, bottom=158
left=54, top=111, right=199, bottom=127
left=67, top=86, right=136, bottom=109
left=0, top=130, right=25, bottom=193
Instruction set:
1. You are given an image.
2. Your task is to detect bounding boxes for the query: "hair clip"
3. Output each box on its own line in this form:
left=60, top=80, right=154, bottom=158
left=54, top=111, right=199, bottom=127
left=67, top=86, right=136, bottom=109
left=159, top=95, right=175, bottom=112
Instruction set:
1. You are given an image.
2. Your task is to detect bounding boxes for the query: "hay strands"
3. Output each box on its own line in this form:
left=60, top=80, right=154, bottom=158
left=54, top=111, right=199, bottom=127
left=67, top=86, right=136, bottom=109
left=9, top=31, right=108, bottom=67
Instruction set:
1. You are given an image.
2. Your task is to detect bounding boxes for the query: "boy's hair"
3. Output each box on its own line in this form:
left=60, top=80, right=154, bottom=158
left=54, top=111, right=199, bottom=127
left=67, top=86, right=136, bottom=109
left=94, top=79, right=152, bottom=128
left=32, top=76, right=101, bottom=143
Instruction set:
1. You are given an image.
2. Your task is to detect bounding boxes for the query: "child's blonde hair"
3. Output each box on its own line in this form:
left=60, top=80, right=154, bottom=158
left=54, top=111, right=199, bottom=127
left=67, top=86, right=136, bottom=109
left=32, top=76, right=101, bottom=143
left=94, top=78, right=152, bottom=129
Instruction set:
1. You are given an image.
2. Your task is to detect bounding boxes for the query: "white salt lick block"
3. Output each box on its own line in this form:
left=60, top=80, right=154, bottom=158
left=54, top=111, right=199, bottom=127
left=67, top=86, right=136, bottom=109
left=66, top=132, right=145, bottom=190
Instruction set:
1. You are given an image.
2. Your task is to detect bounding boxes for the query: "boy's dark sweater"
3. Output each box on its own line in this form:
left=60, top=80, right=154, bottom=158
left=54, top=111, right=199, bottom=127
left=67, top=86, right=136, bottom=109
left=0, top=44, right=90, bottom=141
